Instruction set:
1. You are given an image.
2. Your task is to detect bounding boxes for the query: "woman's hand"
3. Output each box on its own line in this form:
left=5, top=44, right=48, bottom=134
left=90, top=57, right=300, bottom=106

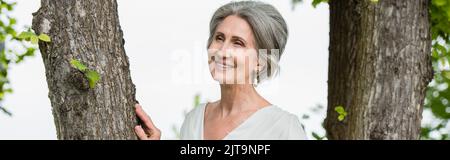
left=134, top=104, right=161, bottom=140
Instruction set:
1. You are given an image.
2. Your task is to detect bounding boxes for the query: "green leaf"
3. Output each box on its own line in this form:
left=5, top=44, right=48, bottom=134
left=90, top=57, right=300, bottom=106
left=334, top=106, right=345, bottom=114
left=338, top=115, right=345, bottom=121
left=30, top=35, right=39, bottom=44
left=194, top=94, right=200, bottom=107
left=38, top=34, right=51, bottom=42
left=312, top=0, right=328, bottom=8
left=335, top=106, right=348, bottom=121
left=370, top=0, right=379, bottom=3
left=442, top=70, right=450, bottom=80
left=9, top=18, right=16, bottom=25
left=69, top=59, right=101, bottom=89
left=433, top=0, right=447, bottom=6
left=3, top=88, right=13, bottom=93
left=17, top=31, right=34, bottom=39
left=312, top=132, right=323, bottom=140
left=432, top=49, right=439, bottom=59
left=435, top=43, right=447, bottom=55
left=85, top=70, right=100, bottom=88
left=16, top=48, right=36, bottom=63
left=5, top=26, right=16, bottom=36
left=70, top=59, right=87, bottom=72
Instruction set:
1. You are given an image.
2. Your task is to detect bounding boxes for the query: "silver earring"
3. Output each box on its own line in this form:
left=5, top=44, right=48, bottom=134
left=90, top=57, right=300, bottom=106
left=254, top=69, right=259, bottom=85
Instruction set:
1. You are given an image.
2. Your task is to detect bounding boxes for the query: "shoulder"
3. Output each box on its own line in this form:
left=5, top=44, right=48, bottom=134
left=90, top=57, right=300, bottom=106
left=265, top=106, right=308, bottom=140
left=180, top=103, right=206, bottom=139
left=262, top=106, right=298, bottom=123
left=186, top=103, right=206, bottom=119
left=182, top=103, right=206, bottom=127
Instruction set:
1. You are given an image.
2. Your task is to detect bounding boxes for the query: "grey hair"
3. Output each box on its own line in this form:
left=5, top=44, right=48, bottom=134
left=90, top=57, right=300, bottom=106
left=207, top=1, right=288, bottom=84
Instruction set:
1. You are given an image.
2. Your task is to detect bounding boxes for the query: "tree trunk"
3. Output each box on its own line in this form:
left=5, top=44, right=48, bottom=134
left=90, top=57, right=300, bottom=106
left=325, top=0, right=433, bottom=140
left=32, top=0, right=138, bottom=140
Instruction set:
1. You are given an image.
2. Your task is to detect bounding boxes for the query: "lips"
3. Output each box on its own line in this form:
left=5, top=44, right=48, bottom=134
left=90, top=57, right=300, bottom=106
left=215, top=61, right=235, bottom=71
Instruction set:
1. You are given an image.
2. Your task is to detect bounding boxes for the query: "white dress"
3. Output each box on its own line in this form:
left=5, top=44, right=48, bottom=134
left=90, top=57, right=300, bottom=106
left=180, top=103, right=307, bottom=140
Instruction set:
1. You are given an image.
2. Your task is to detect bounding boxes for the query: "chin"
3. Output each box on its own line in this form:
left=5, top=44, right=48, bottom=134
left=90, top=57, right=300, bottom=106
left=211, top=74, right=233, bottom=84
left=211, top=73, right=252, bottom=85
left=209, top=67, right=251, bottom=84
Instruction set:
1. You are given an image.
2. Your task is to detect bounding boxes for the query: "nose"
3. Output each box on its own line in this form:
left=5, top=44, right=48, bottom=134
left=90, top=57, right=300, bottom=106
left=216, top=50, right=230, bottom=60
left=216, top=44, right=232, bottom=59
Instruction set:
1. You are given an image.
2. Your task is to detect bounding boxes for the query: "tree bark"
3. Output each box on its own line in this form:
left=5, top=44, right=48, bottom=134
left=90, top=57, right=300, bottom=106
left=325, top=0, right=433, bottom=139
left=32, top=0, right=138, bottom=140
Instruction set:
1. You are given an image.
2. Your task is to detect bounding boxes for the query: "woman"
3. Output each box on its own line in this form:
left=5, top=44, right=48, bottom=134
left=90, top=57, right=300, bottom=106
left=134, top=1, right=307, bottom=140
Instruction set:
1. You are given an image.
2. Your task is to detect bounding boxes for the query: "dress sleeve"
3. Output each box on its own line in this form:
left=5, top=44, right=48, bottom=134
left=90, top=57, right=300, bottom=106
left=287, top=114, right=308, bottom=140
left=180, top=103, right=205, bottom=140
left=179, top=118, right=188, bottom=140
left=180, top=109, right=194, bottom=140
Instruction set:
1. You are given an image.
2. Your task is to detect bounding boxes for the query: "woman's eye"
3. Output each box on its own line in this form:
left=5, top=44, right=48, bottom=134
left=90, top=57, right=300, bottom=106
left=234, top=41, right=244, bottom=47
left=215, top=36, right=224, bottom=41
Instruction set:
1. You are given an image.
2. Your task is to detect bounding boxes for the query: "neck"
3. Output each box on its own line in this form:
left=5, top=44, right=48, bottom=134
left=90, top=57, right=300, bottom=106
left=217, top=84, right=269, bottom=117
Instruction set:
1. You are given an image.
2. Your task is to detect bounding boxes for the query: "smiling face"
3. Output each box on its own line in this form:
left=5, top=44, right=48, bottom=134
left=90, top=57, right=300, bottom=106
left=207, top=15, right=260, bottom=84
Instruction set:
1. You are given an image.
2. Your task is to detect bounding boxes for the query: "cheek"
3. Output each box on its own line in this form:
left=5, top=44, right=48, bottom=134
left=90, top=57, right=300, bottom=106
left=208, top=56, right=215, bottom=74
left=207, top=47, right=217, bottom=67
left=207, top=46, right=216, bottom=58
left=207, top=49, right=220, bottom=79
left=208, top=41, right=221, bottom=52
left=234, top=51, right=258, bottom=72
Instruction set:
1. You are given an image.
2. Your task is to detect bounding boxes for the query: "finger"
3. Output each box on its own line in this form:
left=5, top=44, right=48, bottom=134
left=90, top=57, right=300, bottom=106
left=148, top=128, right=161, bottom=140
left=134, top=125, right=148, bottom=140
left=135, top=104, right=157, bottom=129
left=135, top=104, right=161, bottom=140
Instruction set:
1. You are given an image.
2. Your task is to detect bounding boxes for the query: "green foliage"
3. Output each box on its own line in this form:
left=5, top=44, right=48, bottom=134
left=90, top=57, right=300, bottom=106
left=443, top=70, right=450, bottom=80
left=431, top=0, right=450, bottom=41
left=421, top=120, right=449, bottom=140
left=312, top=132, right=325, bottom=140
left=423, top=0, right=450, bottom=140
left=17, top=31, right=33, bottom=39
left=70, top=59, right=101, bottom=89
left=291, top=0, right=450, bottom=139
left=293, top=0, right=328, bottom=8
left=17, top=30, right=51, bottom=44
left=85, top=70, right=100, bottom=89
left=292, top=0, right=303, bottom=4
left=30, top=35, right=38, bottom=44
left=37, top=34, right=50, bottom=42
left=0, top=0, right=39, bottom=116
left=194, top=94, right=200, bottom=108
left=70, top=59, right=87, bottom=72
left=312, top=0, right=328, bottom=8
left=334, top=106, right=347, bottom=121
left=300, top=104, right=327, bottom=140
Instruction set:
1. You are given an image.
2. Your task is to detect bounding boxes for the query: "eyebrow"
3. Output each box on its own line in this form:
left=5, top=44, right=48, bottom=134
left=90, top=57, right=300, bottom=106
left=215, top=31, right=248, bottom=44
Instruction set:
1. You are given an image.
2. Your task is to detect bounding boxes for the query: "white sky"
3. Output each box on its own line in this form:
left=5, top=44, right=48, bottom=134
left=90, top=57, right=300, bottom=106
left=0, top=0, right=330, bottom=139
